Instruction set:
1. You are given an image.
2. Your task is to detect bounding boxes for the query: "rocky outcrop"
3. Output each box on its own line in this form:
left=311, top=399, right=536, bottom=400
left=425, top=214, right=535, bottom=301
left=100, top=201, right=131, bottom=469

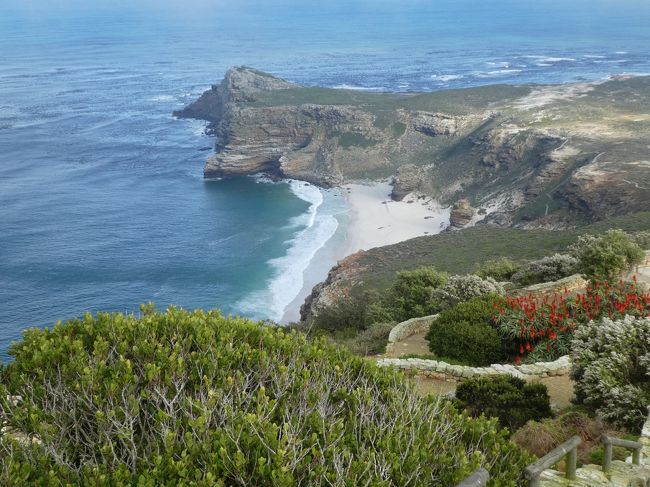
left=390, top=164, right=426, bottom=201
left=174, top=66, right=297, bottom=122
left=401, top=110, right=475, bottom=137
left=299, top=251, right=367, bottom=321
left=560, top=159, right=650, bottom=218
left=449, top=199, right=475, bottom=228
left=475, top=125, right=562, bottom=171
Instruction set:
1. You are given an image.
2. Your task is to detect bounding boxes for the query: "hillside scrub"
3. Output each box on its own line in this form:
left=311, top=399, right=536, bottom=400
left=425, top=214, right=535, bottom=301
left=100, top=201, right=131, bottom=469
left=0, top=306, right=531, bottom=485
left=389, top=267, right=448, bottom=321
left=511, top=409, right=632, bottom=466
left=431, top=274, right=505, bottom=310
left=426, top=294, right=510, bottom=366
left=455, top=375, right=552, bottom=432
left=570, top=315, right=650, bottom=433
left=569, top=229, right=644, bottom=280
left=510, top=253, right=578, bottom=286
left=476, top=258, right=521, bottom=282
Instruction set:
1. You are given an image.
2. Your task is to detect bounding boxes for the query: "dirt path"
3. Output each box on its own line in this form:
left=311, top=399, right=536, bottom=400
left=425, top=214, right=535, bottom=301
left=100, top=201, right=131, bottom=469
left=412, top=372, right=575, bottom=408
left=385, top=331, right=429, bottom=358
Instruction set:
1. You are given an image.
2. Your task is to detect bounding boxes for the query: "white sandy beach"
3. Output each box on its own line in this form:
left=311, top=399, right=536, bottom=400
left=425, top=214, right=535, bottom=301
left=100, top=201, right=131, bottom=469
left=343, top=182, right=450, bottom=254
left=281, top=181, right=450, bottom=322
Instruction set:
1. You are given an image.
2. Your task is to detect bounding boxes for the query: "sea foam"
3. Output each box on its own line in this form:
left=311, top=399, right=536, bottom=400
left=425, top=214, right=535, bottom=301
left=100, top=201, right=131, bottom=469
left=237, top=180, right=340, bottom=322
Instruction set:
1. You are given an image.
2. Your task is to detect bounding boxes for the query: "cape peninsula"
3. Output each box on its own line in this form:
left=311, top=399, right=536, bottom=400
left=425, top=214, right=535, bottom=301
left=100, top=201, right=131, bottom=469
left=176, top=66, right=650, bottom=229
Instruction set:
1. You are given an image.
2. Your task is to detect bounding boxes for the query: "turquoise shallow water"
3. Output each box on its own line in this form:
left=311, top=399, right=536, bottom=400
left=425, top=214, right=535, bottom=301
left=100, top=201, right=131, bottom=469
left=1, top=0, right=649, bottom=360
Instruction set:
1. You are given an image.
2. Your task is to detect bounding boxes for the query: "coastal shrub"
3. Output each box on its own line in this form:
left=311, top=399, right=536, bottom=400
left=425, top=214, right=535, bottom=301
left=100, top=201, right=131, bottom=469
left=0, top=306, right=532, bottom=485
left=510, top=253, right=578, bottom=286
left=431, top=274, right=505, bottom=310
left=476, top=258, right=521, bottom=282
left=495, top=279, right=650, bottom=363
left=570, top=315, right=650, bottom=433
left=426, top=294, right=507, bottom=366
left=345, top=322, right=394, bottom=356
left=631, top=230, right=650, bottom=250
left=568, top=229, right=644, bottom=280
left=389, top=266, right=448, bottom=321
left=512, top=409, right=612, bottom=465
left=310, top=292, right=375, bottom=332
left=456, top=375, right=552, bottom=432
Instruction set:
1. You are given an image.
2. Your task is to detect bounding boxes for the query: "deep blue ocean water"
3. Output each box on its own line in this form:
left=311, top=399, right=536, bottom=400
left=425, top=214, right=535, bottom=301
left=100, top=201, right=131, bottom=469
left=1, top=0, right=649, bottom=360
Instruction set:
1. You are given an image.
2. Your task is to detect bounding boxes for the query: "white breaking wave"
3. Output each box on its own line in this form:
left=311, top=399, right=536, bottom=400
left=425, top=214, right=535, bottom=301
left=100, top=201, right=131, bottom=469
left=524, top=56, right=576, bottom=63
left=149, top=94, right=176, bottom=103
left=331, top=84, right=387, bottom=91
left=431, top=74, right=464, bottom=82
left=474, top=69, right=522, bottom=78
left=237, top=180, right=339, bottom=322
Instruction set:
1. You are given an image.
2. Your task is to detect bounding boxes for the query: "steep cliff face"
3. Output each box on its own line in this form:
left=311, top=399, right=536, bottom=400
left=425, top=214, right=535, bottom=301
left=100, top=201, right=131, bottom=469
left=177, top=68, right=650, bottom=228
left=560, top=159, right=650, bottom=217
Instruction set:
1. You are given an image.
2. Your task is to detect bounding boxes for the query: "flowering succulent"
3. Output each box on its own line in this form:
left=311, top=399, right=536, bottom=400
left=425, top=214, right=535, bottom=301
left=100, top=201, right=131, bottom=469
left=493, top=278, right=650, bottom=363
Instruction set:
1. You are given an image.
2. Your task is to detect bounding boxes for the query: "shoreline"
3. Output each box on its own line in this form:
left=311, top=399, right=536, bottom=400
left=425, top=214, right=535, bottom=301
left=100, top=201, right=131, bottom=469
left=280, top=181, right=450, bottom=323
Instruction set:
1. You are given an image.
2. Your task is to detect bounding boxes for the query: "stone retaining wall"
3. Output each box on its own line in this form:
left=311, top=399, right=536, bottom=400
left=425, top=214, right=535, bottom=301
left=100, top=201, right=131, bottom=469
left=385, top=314, right=438, bottom=355
left=519, top=273, right=586, bottom=295
left=377, top=355, right=571, bottom=381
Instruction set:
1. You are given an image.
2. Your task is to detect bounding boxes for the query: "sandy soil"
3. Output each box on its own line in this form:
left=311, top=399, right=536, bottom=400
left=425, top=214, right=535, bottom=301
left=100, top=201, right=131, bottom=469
left=343, top=182, right=450, bottom=254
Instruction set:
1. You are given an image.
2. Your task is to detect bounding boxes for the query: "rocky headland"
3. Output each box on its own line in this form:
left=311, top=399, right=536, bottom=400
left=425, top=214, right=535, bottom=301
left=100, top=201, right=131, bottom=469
left=177, top=67, right=650, bottom=229
left=177, top=67, right=650, bottom=320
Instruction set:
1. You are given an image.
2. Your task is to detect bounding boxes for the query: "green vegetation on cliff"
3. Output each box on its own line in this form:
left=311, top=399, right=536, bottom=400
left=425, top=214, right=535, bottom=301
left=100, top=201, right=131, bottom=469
left=347, top=212, right=650, bottom=296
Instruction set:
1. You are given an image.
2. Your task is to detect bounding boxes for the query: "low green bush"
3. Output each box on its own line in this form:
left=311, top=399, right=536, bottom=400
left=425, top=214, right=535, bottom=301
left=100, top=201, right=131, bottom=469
left=476, top=258, right=521, bottom=282
left=432, top=274, right=505, bottom=311
left=456, top=375, right=552, bottom=432
left=511, top=253, right=578, bottom=286
left=569, top=229, right=644, bottom=280
left=426, top=294, right=506, bottom=366
left=310, top=292, right=376, bottom=332
left=631, top=230, right=650, bottom=250
left=390, top=267, right=448, bottom=321
left=345, top=322, right=394, bottom=356
left=0, top=306, right=532, bottom=485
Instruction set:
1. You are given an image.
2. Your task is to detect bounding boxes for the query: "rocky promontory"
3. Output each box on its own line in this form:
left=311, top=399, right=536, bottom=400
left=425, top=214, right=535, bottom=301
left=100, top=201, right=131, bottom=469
left=177, top=67, right=650, bottom=227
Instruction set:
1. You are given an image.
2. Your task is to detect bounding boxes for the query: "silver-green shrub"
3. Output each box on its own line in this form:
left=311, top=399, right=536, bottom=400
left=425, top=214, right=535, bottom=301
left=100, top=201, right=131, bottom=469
left=571, top=315, right=650, bottom=432
left=431, top=274, right=505, bottom=310
left=568, top=229, right=644, bottom=280
left=511, top=253, right=578, bottom=286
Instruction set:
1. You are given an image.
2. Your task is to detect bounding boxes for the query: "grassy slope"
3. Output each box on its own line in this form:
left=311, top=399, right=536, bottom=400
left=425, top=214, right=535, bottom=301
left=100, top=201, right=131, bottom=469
left=350, top=211, right=650, bottom=294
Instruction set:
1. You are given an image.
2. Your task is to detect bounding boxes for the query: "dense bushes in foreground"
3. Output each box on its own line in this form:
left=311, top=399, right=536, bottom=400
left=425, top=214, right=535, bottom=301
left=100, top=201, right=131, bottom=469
left=455, top=375, right=552, bottom=432
left=0, top=306, right=531, bottom=485
left=571, top=315, right=650, bottom=433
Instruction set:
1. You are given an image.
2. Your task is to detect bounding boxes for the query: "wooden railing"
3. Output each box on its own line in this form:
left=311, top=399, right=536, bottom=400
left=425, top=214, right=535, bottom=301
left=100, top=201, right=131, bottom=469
left=602, top=435, right=643, bottom=472
left=455, top=467, right=489, bottom=487
left=524, top=435, right=580, bottom=487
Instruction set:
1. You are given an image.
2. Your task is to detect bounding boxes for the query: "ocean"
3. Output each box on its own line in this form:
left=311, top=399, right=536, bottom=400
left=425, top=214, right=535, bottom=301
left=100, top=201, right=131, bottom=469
left=1, top=0, right=649, bottom=360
